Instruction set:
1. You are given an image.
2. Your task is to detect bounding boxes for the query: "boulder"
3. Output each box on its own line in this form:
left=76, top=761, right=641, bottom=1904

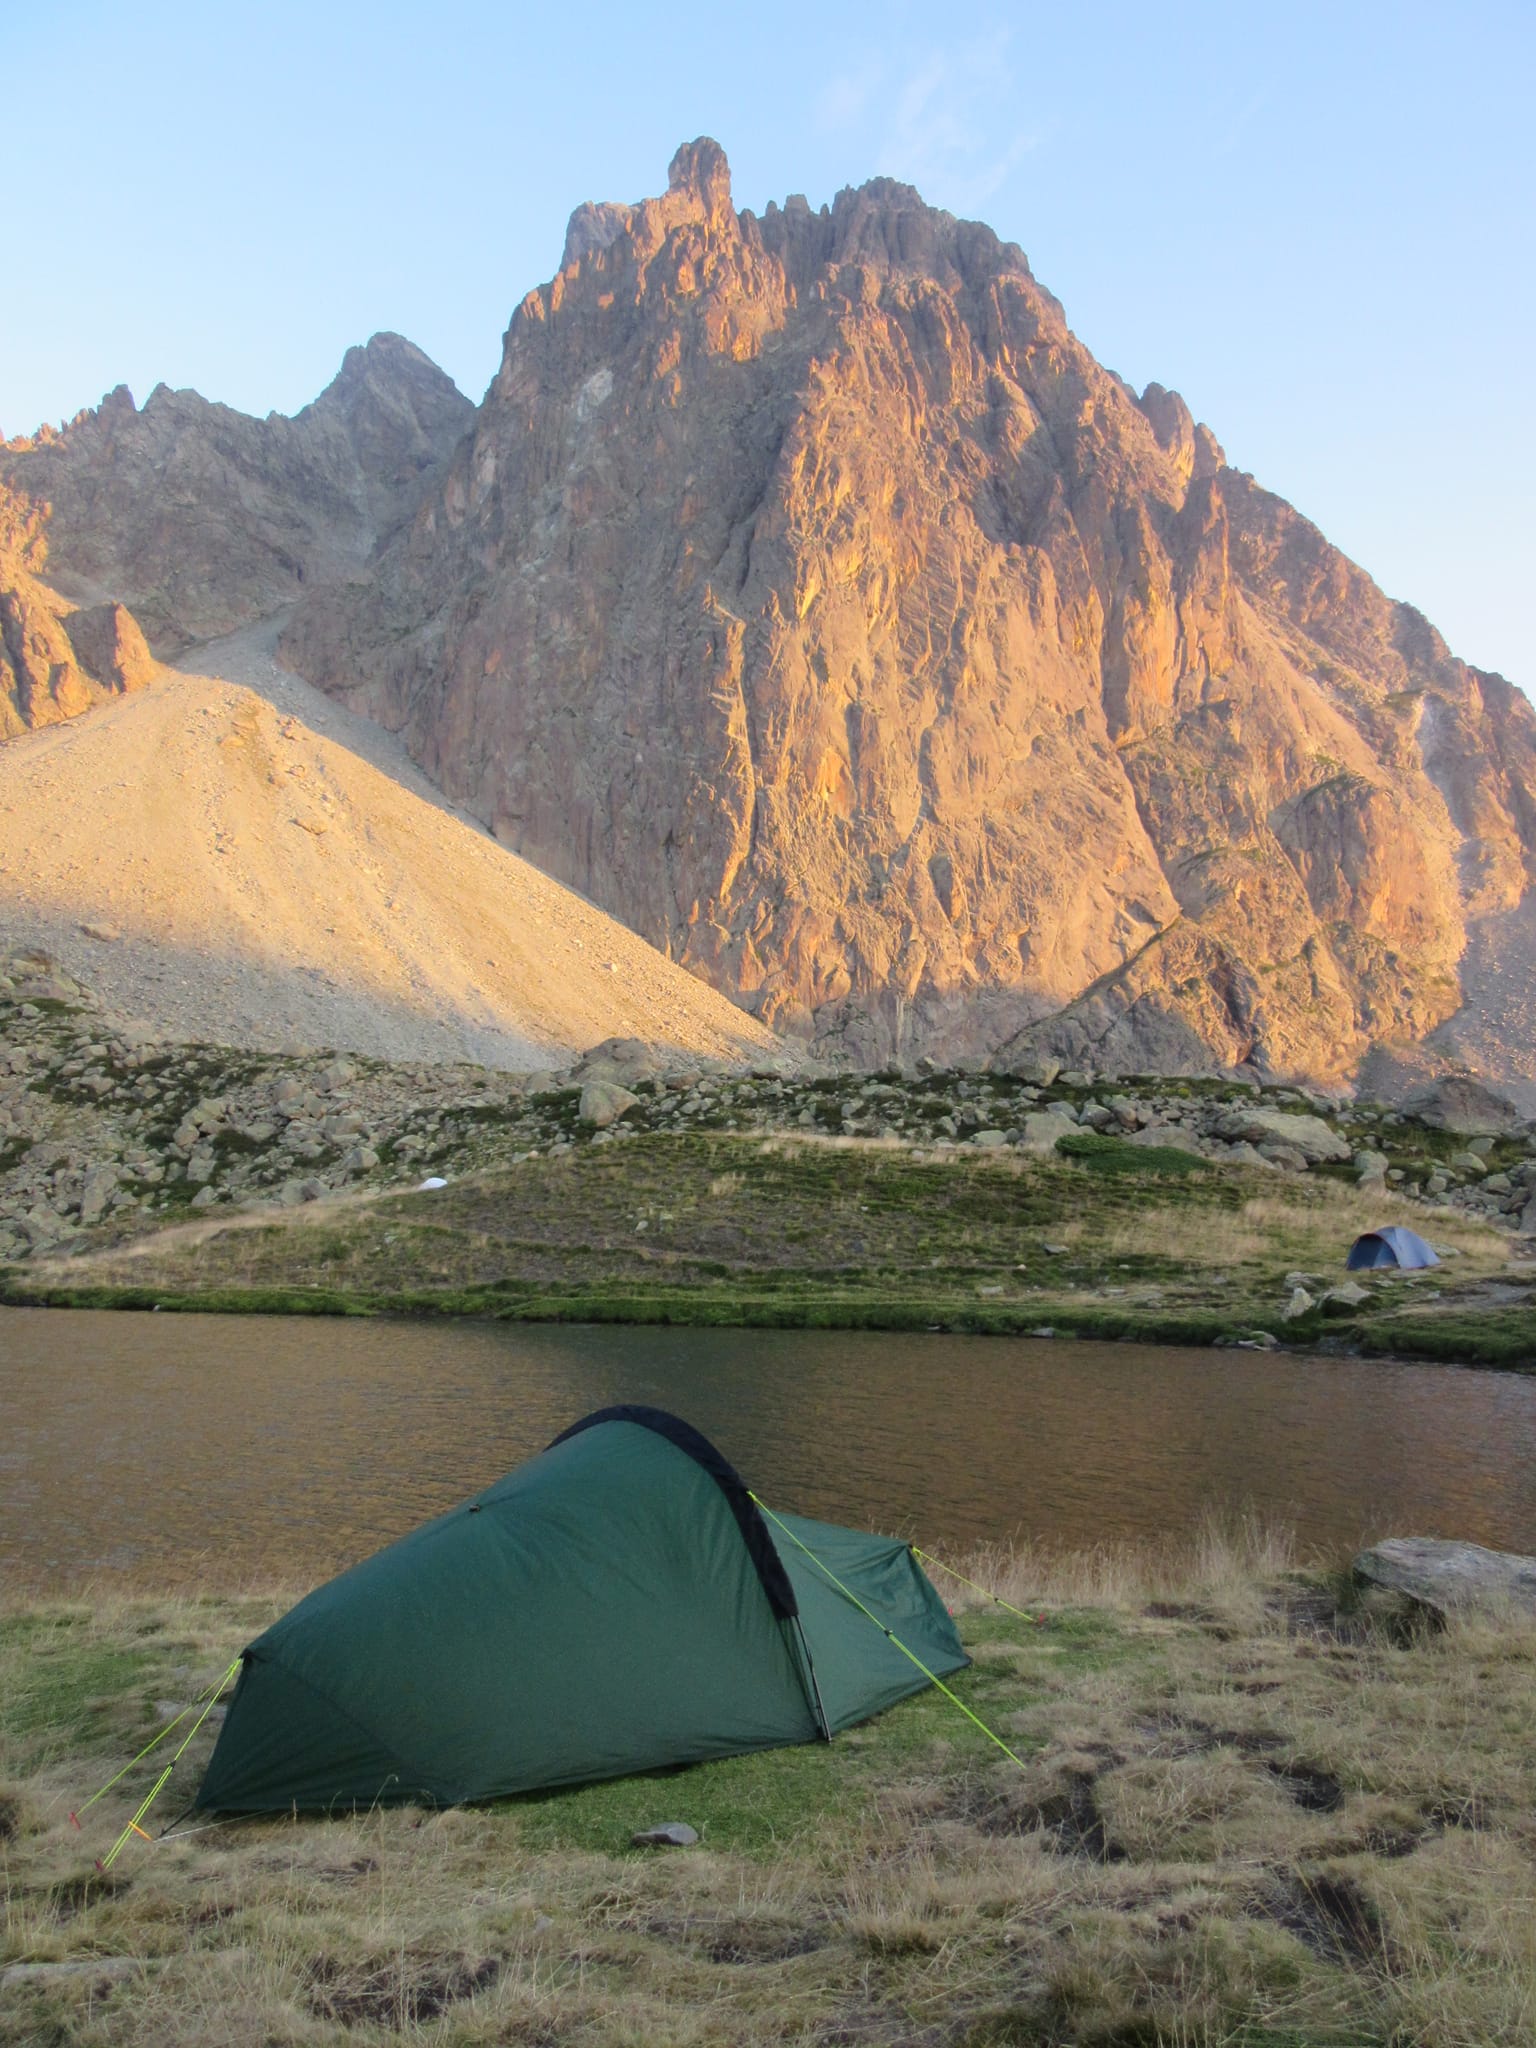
left=580, top=1079, right=639, bottom=1128
left=1257, top=1141, right=1309, bottom=1172
left=78, top=1164, right=119, bottom=1226
left=1402, top=1076, right=1521, bottom=1138
left=574, top=1036, right=664, bottom=1086
left=992, top=1054, right=1061, bottom=1086
left=2, top=1960, right=143, bottom=1987
left=1019, top=1110, right=1080, bottom=1155
left=1218, top=1108, right=1351, bottom=1163
left=1125, top=1124, right=1203, bottom=1154
left=1353, top=1537, right=1536, bottom=1619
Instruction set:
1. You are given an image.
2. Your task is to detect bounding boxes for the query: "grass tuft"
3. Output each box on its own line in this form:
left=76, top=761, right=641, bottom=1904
left=3, top=1536, right=1533, bottom=2045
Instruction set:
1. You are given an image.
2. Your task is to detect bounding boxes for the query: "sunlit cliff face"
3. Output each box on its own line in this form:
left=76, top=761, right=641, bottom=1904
left=6, top=138, right=1534, bottom=1083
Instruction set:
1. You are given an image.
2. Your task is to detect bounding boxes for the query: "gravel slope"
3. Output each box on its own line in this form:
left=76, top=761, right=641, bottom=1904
left=0, top=620, right=778, bottom=1069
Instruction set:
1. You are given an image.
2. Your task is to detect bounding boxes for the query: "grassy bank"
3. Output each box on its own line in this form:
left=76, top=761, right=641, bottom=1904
left=7, top=1132, right=1533, bottom=1368
left=4, top=1526, right=1534, bottom=2045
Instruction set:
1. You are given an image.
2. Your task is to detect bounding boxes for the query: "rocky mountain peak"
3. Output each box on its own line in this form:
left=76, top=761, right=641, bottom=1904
left=4, top=140, right=1531, bottom=1091
left=0, top=338, right=472, bottom=653
left=667, top=135, right=733, bottom=215
left=561, top=135, right=738, bottom=274
left=282, top=140, right=1536, bottom=1084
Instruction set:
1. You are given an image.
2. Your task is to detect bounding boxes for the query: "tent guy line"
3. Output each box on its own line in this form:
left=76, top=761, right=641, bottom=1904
left=748, top=1492, right=1032, bottom=1773
left=66, top=1407, right=1028, bottom=1862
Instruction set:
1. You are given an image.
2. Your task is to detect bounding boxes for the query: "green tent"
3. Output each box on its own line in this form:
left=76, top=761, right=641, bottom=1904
left=195, top=1406, right=968, bottom=1813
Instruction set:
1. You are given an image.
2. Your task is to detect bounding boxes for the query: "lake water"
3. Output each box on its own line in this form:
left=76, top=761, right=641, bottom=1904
left=3, top=1308, right=1535, bottom=1589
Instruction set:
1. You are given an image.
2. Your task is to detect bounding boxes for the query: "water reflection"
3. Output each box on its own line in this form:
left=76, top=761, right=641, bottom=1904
left=2, top=1308, right=1534, bottom=1588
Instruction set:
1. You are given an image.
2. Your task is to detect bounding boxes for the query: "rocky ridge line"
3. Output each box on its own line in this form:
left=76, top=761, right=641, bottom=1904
left=0, top=334, right=473, bottom=655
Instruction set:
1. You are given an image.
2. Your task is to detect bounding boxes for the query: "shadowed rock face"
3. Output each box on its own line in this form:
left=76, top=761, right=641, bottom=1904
left=0, top=334, right=473, bottom=654
left=276, top=140, right=1536, bottom=1079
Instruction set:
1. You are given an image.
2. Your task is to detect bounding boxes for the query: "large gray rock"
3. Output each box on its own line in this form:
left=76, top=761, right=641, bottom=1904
left=1217, top=1107, right=1351, bottom=1163
left=1353, top=1537, right=1536, bottom=1618
left=2, top=1960, right=143, bottom=1987
left=579, top=1079, right=639, bottom=1129
left=1125, top=1123, right=1204, bottom=1154
left=77, top=1164, right=119, bottom=1226
left=1402, top=1076, right=1521, bottom=1137
left=1019, top=1109, right=1080, bottom=1155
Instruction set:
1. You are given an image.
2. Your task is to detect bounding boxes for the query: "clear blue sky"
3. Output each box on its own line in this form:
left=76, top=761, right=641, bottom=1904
left=4, top=0, right=1532, bottom=692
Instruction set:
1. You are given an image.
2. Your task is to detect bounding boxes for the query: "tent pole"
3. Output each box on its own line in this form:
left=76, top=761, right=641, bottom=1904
left=749, top=1494, right=1030, bottom=1774
left=791, top=1614, right=833, bottom=1740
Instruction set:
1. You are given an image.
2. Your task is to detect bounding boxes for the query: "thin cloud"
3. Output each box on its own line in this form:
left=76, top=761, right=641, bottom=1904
left=815, top=60, right=886, bottom=132
left=870, top=29, right=1041, bottom=214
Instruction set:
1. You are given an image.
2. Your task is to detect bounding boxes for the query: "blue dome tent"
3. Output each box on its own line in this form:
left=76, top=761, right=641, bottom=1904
left=1346, top=1227, right=1440, bottom=1271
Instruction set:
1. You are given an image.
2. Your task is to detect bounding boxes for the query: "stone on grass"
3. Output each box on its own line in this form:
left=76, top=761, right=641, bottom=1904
left=1258, top=1142, right=1310, bottom=1172
left=1283, top=1287, right=1315, bottom=1320
left=631, top=1821, right=699, bottom=1847
left=2, top=1959, right=142, bottom=1986
left=1353, top=1537, right=1536, bottom=1619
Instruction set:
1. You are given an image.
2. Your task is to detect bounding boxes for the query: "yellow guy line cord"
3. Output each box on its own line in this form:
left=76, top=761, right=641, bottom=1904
left=910, top=1547, right=1042, bottom=1625
left=91, top=1658, right=241, bottom=1871
left=70, top=1659, right=239, bottom=1829
left=747, top=1494, right=1030, bottom=1775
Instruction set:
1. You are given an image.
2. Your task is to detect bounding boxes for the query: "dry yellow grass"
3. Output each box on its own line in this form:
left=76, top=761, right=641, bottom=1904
left=4, top=1524, right=1535, bottom=2045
